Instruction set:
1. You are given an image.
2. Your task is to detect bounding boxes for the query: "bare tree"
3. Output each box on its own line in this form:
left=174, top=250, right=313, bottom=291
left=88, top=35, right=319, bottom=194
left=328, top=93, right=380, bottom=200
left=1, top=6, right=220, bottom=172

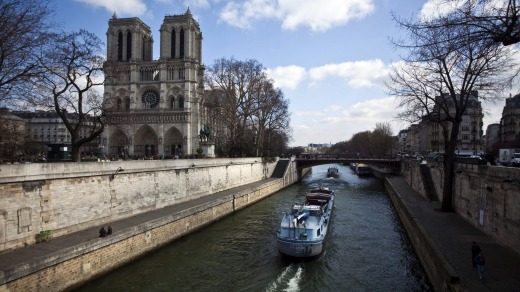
left=370, top=122, right=395, bottom=157
left=0, top=108, right=27, bottom=161
left=250, top=79, right=291, bottom=157
left=409, top=0, right=520, bottom=47
left=205, top=57, right=291, bottom=157
left=35, top=30, right=107, bottom=162
left=347, top=131, right=372, bottom=157
left=0, top=0, right=54, bottom=105
left=388, top=15, right=517, bottom=211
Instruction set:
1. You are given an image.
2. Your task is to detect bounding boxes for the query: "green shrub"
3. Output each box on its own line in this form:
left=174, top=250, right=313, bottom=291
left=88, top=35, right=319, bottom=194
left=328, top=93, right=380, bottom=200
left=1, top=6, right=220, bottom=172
left=36, top=230, right=52, bottom=243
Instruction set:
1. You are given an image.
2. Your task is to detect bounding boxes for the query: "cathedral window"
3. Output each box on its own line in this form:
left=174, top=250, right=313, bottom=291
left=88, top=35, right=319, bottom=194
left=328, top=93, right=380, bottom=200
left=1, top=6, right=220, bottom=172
left=178, top=96, right=184, bottom=109
left=141, top=89, right=160, bottom=108
left=126, top=31, right=132, bottom=61
left=117, top=98, right=122, bottom=110
left=180, top=28, right=185, bottom=58
left=171, top=28, right=176, bottom=59
left=124, top=97, right=130, bottom=110
left=117, top=31, right=123, bottom=61
left=170, top=97, right=175, bottom=108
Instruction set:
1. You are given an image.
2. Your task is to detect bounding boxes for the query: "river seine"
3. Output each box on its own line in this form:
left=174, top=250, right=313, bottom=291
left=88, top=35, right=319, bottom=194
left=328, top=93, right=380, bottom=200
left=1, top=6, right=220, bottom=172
left=76, top=163, right=431, bottom=291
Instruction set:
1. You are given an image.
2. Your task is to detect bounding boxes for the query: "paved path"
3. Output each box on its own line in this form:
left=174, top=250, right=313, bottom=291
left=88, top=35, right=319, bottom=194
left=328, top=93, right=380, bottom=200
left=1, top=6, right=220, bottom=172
left=387, top=176, right=520, bottom=292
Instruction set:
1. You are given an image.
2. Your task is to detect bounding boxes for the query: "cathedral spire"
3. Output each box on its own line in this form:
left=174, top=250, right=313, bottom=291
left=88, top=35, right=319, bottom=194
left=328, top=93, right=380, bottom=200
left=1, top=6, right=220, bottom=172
left=185, top=7, right=191, bottom=16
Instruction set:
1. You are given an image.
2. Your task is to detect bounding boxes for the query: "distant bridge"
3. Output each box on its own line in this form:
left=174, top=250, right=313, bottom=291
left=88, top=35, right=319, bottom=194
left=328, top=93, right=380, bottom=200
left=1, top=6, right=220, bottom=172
left=295, top=154, right=402, bottom=172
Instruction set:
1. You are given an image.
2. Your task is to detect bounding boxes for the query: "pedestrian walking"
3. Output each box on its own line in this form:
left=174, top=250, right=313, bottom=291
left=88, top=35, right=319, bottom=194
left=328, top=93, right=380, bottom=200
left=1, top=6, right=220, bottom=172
left=107, top=225, right=112, bottom=235
left=471, top=241, right=481, bottom=267
left=475, top=252, right=486, bottom=279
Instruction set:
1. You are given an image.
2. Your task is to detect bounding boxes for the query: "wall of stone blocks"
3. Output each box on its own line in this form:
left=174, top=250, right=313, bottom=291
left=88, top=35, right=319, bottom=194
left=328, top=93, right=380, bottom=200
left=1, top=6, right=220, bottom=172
left=385, top=179, right=463, bottom=292
left=0, top=158, right=276, bottom=252
left=0, top=164, right=298, bottom=292
left=403, top=161, right=520, bottom=255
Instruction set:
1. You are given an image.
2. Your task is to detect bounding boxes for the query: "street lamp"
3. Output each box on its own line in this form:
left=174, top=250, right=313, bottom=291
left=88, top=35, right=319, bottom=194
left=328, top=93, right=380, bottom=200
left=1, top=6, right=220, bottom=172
left=109, top=167, right=125, bottom=181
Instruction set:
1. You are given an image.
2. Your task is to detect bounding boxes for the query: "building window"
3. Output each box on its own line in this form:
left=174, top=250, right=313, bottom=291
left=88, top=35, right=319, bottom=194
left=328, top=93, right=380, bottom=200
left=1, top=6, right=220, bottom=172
left=178, top=96, right=184, bottom=109
left=141, top=89, right=160, bottom=108
left=117, top=31, right=123, bottom=61
left=126, top=31, right=132, bottom=61
left=171, top=28, right=176, bottom=59
left=124, top=98, right=130, bottom=110
left=180, top=28, right=185, bottom=58
left=170, top=97, right=175, bottom=108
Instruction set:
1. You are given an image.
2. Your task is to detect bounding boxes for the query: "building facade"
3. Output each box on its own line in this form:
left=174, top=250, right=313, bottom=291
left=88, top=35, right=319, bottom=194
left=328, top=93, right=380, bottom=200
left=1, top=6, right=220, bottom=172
left=11, top=111, right=101, bottom=160
left=499, top=94, right=520, bottom=146
left=102, top=9, right=205, bottom=158
left=430, top=92, right=484, bottom=155
left=400, top=91, right=484, bottom=156
left=485, top=123, right=500, bottom=153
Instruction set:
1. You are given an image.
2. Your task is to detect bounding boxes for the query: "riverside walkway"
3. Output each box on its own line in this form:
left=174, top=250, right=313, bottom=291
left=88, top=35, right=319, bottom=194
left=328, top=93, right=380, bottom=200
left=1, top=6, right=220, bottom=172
left=1, top=176, right=519, bottom=291
left=387, top=176, right=520, bottom=292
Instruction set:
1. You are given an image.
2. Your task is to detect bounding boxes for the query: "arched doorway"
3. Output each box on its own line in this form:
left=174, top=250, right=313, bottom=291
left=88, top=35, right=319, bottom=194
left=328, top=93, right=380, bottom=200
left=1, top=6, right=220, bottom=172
left=134, top=125, right=158, bottom=157
left=164, top=126, right=184, bottom=157
left=108, top=129, right=129, bottom=158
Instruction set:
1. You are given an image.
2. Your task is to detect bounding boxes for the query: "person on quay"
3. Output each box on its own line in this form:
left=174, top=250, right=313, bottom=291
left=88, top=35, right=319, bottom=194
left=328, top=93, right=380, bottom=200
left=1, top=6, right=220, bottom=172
left=475, top=252, right=486, bottom=279
left=471, top=241, right=481, bottom=267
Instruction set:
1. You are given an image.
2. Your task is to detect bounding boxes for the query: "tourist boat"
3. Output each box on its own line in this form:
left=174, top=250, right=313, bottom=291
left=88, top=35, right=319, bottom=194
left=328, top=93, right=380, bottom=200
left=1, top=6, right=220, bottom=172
left=350, top=162, right=357, bottom=170
left=326, top=167, right=339, bottom=178
left=276, top=188, right=335, bottom=258
left=355, top=163, right=371, bottom=176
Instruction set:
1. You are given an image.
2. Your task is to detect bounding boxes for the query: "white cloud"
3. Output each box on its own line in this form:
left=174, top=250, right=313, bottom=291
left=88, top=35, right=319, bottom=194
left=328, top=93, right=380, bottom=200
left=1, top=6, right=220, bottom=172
left=76, top=0, right=147, bottom=16
left=279, top=0, right=375, bottom=31
left=419, top=0, right=508, bottom=21
left=183, top=0, right=212, bottom=9
left=308, top=59, right=389, bottom=88
left=265, top=65, right=307, bottom=90
left=419, top=0, right=461, bottom=21
left=266, top=59, right=390, bottom=92
left=220, top=0, right=280, bottom=29
left=291, top=96, right=400, bottom=145
left=219, top=0, right=375, bottom=31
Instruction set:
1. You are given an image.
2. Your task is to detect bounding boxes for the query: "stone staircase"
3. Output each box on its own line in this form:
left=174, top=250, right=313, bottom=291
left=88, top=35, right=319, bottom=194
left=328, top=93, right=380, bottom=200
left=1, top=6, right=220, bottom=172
left=271, top=159, right=290, bottom=178
left=420, top=164, right=438, bottom=201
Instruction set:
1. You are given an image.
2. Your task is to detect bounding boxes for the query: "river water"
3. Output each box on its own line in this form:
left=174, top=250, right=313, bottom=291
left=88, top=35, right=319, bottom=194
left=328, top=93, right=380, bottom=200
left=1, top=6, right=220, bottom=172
left=77, top=163, right=431, bottom=291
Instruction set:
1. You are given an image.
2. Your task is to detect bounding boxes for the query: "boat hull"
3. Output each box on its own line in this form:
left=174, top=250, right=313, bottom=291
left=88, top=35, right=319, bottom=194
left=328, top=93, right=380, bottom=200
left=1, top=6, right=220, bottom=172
left=276, top=238, right=324, bottom=258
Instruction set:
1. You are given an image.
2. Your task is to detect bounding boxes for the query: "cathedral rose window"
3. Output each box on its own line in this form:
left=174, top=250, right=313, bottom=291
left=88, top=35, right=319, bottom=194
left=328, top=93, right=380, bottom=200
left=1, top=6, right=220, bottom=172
left=142, top=89, right=160, bottom=108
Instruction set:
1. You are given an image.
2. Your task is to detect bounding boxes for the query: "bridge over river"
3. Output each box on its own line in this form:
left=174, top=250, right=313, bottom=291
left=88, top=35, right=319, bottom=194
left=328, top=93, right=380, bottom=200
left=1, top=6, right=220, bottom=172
left=296, top=154, right=402, bottom=172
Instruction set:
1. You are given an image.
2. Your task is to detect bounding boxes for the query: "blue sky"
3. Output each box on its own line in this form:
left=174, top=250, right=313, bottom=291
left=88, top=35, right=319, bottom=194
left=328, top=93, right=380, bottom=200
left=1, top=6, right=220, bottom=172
left=55, top=0, right=508, bottom=147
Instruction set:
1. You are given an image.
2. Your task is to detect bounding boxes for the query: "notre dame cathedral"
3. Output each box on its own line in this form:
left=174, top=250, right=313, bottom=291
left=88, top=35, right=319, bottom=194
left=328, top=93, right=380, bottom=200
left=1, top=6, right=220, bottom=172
left=102, top=8, right=205, bottom=158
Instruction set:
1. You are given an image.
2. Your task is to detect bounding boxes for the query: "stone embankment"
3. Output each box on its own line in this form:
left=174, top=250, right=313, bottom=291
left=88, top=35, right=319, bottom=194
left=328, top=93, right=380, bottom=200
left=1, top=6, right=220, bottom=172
left=0, top=158, right=302, bottom=291
left=373, top=165, right=520, bottom=291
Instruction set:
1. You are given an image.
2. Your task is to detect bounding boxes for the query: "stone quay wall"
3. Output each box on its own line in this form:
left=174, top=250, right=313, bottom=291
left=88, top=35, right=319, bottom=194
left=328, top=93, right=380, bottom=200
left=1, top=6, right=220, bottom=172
left=0, top=159, right=302, bottom=291
left=403, top=160, right=520, bottom=255
left=384, top=177, right=463, bottom=292
left=0, top=158, right=277, bottom=252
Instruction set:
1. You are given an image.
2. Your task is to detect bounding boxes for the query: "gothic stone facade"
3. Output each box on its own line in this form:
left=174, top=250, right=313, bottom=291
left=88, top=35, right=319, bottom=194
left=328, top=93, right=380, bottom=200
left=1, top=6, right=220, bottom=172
left=103, top=9, right=204, bottom=158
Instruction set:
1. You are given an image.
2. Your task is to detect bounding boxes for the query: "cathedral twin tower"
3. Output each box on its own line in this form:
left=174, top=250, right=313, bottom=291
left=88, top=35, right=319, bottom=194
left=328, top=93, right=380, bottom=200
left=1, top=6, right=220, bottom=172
left=103, top=8, right=204, bottom=158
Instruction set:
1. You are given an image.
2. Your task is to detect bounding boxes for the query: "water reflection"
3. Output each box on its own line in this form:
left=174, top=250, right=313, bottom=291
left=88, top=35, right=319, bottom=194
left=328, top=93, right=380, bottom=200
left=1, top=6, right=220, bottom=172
left=76, top=163, right=430, bottom=291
